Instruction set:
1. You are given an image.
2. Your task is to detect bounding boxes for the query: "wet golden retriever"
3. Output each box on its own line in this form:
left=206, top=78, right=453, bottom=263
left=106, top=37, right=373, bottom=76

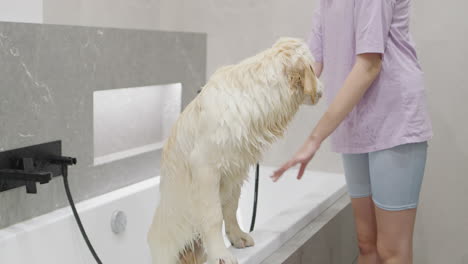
left=147, top=37, right=322, bottom=264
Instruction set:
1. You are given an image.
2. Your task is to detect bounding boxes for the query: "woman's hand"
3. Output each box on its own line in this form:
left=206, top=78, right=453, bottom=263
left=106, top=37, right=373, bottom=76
left=271, top=137, right=321, bottom=182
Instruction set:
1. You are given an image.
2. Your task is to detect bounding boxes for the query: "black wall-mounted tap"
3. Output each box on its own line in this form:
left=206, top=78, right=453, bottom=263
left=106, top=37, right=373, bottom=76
left=0, top=141, right=77, bottom=194
left=0, top=157, right=53, bottom=193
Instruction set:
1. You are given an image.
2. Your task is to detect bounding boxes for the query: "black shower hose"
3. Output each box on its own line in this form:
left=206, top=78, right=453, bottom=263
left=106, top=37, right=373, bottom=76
left=249, top=163, right=260, bottom=232
left=62, top=165, right=103, bottom=264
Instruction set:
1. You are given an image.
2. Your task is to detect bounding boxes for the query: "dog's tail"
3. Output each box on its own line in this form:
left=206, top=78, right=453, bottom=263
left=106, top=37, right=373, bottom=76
left=147, top=205, right=205, bottom=264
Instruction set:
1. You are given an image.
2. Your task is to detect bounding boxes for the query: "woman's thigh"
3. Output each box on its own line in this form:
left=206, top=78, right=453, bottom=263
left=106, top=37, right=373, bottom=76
left=369, top=142, right=428, bottom=261
left=342, top=153, right=372, bottom=198
left=369, top=142, right=428, bottom=211
left=342, top=154, right=378, bottom=248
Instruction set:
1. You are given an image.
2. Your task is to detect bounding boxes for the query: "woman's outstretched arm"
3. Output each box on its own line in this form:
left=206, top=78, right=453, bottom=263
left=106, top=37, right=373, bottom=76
left=272, top=53, right=382, bottom=181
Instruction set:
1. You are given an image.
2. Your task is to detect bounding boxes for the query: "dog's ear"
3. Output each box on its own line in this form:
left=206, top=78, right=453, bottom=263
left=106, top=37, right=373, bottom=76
left=301, top=63, right=318, bottom=105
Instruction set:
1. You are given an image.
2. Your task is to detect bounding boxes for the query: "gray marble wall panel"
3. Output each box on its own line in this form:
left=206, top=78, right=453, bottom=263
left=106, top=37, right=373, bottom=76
left=0, top=22, right=206, bottom=229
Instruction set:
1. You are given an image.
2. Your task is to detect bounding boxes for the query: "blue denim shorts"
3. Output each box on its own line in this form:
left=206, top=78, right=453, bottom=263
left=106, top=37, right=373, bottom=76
left=342, top=142, right=428, bottom=211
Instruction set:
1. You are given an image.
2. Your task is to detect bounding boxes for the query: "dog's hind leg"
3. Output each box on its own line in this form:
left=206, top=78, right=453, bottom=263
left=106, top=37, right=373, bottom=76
left=190, top=152, right=238, bottom=264
left=179, top=239, right=206, bottom=264
left=147, top=207, right=195, bottom=264
left=221, top=183, right=255, bottom=249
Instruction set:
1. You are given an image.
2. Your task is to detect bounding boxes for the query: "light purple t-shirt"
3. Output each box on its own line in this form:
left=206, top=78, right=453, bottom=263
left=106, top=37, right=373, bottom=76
left=308, top=0, right=433, bottom=154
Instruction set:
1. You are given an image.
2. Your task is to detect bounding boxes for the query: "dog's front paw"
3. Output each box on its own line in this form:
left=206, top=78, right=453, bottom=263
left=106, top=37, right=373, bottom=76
left=208, top=250, right=238, bottom=264
left=227, top=230, right=255, bottom=249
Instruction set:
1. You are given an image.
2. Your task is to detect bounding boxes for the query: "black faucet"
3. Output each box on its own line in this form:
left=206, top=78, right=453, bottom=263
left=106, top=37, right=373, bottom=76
left=0, top=141, right=77, bottom=194
left=0, top=157, right=53, bottom=193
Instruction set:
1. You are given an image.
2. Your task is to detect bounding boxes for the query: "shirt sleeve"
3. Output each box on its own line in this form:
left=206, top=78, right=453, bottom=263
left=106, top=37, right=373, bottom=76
left=354, top=0, right=395, bottom=55
left=307, top=1, right=323, bottom=62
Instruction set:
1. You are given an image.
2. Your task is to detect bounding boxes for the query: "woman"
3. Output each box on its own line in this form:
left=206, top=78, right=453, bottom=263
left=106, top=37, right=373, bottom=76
left=271, top=0, right=432, bottom=263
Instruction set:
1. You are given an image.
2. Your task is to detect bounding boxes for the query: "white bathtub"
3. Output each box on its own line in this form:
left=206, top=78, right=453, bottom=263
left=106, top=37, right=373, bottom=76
left=0, top=166, right=345, bottom=264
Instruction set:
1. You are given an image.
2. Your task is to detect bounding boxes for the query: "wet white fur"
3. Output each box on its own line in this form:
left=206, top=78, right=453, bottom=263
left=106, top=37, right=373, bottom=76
left=147, top=37, right=322, bottom=264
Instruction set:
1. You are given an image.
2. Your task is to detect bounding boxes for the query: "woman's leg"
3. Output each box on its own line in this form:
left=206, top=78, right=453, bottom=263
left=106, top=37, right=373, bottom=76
left=369, top=142, right=428, bottom=264
left=351, top=197, right=380, bottom=264
left=342, top=154, right=379, bottom=264
left=375, top=207, right=416, bottom=264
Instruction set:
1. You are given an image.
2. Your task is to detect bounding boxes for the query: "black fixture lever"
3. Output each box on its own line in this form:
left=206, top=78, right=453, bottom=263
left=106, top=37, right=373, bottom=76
left=0, top=157, right=54, bottom=194
left=0, top=169, right=53, bottom=193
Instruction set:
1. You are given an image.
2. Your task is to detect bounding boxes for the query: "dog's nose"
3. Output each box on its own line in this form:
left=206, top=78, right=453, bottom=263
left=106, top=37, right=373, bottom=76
left=316, top=80, right=324, bottom=100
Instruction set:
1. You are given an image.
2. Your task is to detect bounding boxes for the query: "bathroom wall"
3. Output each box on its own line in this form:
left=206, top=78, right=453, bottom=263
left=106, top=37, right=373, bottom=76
left=0, top=22, right=206, bottom=228
left=43, top=0, right=161, bottom=30
left=42, top=0, right=341, bottom=174
left=0, top=0, right=43, bottom=23
left=411, top=0, right=468, bottom=263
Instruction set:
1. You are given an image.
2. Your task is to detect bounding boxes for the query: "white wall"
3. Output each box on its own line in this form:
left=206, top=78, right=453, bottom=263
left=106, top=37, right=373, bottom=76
left=0, top=0, right=43, bottom=23
left=411, top=0, right=468, bottom=263
left=43, top=0, right=160, bottom=30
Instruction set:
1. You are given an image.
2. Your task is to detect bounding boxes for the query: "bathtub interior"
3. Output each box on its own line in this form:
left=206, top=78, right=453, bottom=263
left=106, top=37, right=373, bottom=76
left=0, top=166, right=345, bottom=264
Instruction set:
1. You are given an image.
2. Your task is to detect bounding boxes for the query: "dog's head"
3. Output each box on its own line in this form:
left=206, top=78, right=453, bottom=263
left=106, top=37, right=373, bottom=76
left=272, top=37, right=323, bottom=105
